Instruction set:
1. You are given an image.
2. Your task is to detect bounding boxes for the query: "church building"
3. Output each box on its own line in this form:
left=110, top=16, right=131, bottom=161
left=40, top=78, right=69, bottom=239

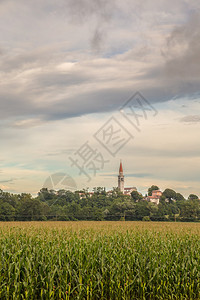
left=118, top=160, right=124, bottom=193
left=118, top=160, right=137, bottom=195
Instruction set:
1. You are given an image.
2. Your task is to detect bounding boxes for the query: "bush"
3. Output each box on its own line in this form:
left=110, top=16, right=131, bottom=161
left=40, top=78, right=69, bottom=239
left=142, top=216, right=151, bottom=221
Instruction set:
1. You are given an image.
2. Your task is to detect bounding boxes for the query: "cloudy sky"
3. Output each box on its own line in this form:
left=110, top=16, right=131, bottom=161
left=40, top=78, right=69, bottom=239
left=0, top=0, right=200, bottom=197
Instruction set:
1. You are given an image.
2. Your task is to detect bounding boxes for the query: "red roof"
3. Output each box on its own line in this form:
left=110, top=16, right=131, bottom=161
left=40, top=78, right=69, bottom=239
left=119, top=161, right=123, bottom=173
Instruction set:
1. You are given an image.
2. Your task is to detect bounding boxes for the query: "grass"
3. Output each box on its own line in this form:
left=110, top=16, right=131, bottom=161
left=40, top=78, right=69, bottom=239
left=0, top=221, right=200, bottom=299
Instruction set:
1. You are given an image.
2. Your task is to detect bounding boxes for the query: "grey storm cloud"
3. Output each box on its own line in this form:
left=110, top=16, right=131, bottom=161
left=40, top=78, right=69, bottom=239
left=65, top=0, right=117, bottom=50
left=90, top=27, right=105, bottom=52
left=0, top=0, right=200, bottom=126
left=164, top=11, right=200, bottom=81
left=0, top=48, right=58, bottom=72
left=40, top=88, right=132, bottom=121
left=0, top=178, right=16, bottom=183
left=65, top=0, right=116, bottom=22
left=34, top=71, right=91, bottom=88
left=0, top=93, right=36, bottom=119
left=137, top=11, right=200, bottom=102
left=0, top=81, right=131, bottom=122
left=10, top=0, right=116, bottom=51
left=180, top=115, right=200, bottom=123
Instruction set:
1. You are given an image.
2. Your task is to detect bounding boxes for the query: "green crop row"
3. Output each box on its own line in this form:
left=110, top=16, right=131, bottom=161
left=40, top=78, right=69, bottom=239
left=0, top=222, right=200, bottom=299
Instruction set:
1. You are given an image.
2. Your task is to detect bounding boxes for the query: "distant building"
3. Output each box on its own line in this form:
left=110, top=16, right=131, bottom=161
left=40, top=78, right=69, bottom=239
left=147, top=190, right=162, bottom=205
left=124, top=187, right=137, bottom=196
left=79, top=162, right=161, bottom=204
left=117, top=161, right=137, bottom=195
left=79, top=191, right=94, bottom=199
left=118, top=160, right=124, bottom=193
left=152, top=190, right=162, bottom=198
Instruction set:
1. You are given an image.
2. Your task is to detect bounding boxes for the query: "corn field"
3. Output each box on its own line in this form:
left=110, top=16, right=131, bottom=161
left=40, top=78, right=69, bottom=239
left=0, top=221, right=200, bottom=299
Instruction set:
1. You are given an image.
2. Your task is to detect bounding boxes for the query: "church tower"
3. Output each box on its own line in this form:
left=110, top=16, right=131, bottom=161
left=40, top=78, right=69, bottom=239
left=118, top=160, right=124, bottom=193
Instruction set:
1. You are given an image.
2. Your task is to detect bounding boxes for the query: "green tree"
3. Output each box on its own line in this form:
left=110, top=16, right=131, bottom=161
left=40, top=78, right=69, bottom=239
left=142, top=216, right=151, bottom=221
left=188, top=194, right=199, bottom=200
left=179, top=200, right=200, bottom=221
left=131, top=191, right=143, bottom=202
left=162, top=188, right=177, bottom=203
left=148, top=185, right=159, bottom=196
left=175, top=193, right=185, bottom=201
left=0, top=202, right=15, bottom=221
left=17, top=194, right=49, bottom=221
left=135, top=201, right=150, bottom=220
left=108, top=201, right=136, bottom=220
left=153, top=202, right=168, bottom=221
left=92, top=187, right=106, bottom=195
left=148, top=202, right=158, bottom=219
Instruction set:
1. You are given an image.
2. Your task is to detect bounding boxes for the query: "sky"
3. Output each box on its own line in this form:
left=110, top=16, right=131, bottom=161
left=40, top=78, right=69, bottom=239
left=0, top=0, right=200, bottom=197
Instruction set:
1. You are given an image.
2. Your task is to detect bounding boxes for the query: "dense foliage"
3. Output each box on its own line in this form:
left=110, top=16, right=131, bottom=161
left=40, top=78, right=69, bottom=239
left=0, top=187, right=200, bottom=222
left=0, top=222, right=200, bottom=299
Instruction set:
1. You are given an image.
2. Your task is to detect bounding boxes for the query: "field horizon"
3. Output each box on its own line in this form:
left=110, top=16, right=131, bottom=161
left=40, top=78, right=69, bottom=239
left=0, top=221, right=200, bottom=299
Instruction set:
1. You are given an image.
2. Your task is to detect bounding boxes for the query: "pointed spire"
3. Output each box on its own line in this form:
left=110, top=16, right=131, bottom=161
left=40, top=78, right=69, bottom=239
left=119, top=160, right=123, bottom=173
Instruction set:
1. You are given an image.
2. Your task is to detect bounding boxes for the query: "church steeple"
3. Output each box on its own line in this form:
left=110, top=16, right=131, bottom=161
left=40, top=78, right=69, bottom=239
left=119, top=160, right=123, bottom=174
left=118, top=160, right=124, bottom=193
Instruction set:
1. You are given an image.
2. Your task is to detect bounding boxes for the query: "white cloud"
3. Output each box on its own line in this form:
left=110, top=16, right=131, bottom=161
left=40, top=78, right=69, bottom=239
left=0, top=0, right=200, bottom=195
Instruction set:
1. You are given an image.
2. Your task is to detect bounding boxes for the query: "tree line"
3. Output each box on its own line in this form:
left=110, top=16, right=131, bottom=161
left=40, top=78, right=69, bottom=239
left=0, top=186, right=199, bottom=222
